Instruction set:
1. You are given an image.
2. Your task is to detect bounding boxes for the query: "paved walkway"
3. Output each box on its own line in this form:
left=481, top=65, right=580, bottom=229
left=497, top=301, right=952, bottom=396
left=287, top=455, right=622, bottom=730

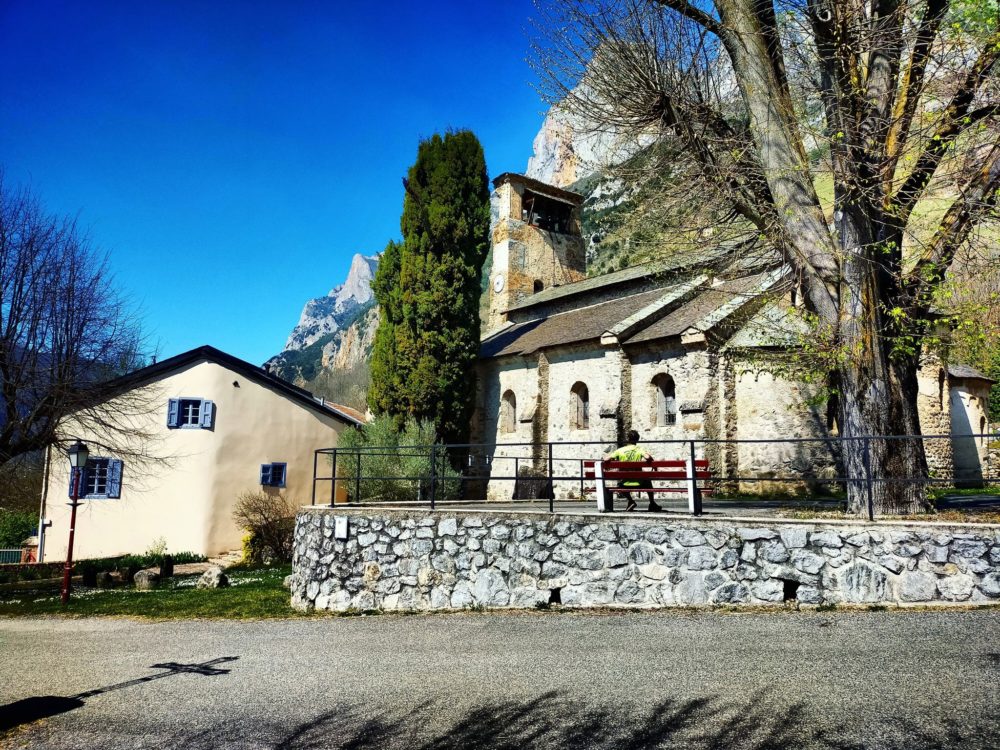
left=1, top=609, right=998, bottom=749
left=327, top=497, right=845, bottom=517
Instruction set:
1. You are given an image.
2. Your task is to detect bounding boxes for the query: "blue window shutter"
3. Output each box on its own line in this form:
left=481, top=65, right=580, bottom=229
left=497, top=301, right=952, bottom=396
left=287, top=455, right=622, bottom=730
left=200, top=400, right=215, bottom=429
left=167, top=399, right=180, bottom=428
left=275, top=463, right=287, bottom=487
left=260, top=464, right=272, bottom=485
left=108, top=460, right=123, bottom=498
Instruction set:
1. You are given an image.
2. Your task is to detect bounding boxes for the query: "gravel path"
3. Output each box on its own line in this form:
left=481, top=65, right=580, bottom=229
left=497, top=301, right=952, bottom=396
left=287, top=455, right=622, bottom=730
left=1, top=608, right=998, bottom=749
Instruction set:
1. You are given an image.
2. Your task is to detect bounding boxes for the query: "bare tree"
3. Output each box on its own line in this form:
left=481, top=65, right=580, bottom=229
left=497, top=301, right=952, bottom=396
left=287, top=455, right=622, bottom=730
left=532, top=0, right=1000, bottom=514
left=0, top=172, right=162, bottom=471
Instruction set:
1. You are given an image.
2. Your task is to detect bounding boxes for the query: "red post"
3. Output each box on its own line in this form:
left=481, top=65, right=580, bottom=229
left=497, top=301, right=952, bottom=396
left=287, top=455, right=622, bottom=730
left=60, top=468, right=81, bottom=605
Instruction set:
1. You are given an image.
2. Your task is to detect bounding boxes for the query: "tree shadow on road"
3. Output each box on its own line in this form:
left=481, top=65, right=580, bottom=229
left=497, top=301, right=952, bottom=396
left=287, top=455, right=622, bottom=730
left=179, top=689, right=1000, bottom=750
left=0, top=656, right=238, bottom=736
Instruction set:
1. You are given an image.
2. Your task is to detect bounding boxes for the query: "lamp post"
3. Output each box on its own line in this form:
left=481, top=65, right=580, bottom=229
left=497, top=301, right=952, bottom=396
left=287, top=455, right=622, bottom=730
left=61, top=440, right=89, bottom=605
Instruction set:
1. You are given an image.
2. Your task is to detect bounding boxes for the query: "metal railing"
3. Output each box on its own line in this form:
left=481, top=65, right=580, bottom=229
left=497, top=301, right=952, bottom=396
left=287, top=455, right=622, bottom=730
left=0, top=548, right=26, bottom=565
left=311, top=433, right=999, bottom=519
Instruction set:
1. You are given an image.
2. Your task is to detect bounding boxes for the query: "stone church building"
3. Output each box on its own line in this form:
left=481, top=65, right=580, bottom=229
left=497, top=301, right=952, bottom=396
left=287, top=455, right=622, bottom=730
left=472, top=173, right=994, bottom=497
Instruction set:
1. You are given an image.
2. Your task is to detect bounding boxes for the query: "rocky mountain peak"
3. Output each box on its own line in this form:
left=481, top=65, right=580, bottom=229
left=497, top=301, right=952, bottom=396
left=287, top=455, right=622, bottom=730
left=283, top=253, right=379, bottom=352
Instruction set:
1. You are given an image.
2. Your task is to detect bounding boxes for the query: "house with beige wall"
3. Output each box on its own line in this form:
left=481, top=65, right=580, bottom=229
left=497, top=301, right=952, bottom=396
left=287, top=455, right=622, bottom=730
left=38, top=346, right=361, bottom=561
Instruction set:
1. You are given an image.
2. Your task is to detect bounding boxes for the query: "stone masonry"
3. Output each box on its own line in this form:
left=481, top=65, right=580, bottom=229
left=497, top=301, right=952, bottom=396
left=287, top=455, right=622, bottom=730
left=291, top=507, right=1000, bottom=612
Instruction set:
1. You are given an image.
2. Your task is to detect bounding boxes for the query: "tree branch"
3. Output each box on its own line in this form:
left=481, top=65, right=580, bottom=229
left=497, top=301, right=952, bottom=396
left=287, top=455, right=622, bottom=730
left=906, top=145, right=1000, bottom=308
left=882, top=0, right=947, bottom=189
left=651, top=0, right=725, bottom=37
left=890, top=31, right=1000, bottom=223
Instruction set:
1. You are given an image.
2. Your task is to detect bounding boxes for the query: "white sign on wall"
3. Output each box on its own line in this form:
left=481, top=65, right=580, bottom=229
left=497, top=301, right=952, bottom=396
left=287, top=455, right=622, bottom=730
left=334, top=516, right=349, bottom=540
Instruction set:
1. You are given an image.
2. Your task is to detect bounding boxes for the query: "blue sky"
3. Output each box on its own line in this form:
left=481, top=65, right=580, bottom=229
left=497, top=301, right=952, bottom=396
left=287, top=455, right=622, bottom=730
left=0, top=0, right=547, bottom=364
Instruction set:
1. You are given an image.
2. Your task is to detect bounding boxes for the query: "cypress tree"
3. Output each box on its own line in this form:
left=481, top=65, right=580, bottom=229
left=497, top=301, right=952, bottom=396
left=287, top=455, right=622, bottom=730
left=367, top=130, right=490, bottom=444
left=368, top=239, right=403, bottom=417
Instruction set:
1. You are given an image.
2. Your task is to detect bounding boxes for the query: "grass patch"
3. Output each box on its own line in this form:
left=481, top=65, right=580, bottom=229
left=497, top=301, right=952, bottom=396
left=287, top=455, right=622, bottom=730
left=929, top=485, right=1000, bottom=499
left=0, top=565, right=314, bottom=620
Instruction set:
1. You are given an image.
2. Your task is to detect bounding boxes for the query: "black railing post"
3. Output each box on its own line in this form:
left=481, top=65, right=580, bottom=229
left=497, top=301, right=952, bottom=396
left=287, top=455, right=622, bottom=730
left=355, top=451, right=361, bottom=505
left=688, top=439, right=703, bottom=516
left=863, top=436, right=875, bottom=521
left=429, top=444, right=438, bottom=510
left=548, top=442, right=555, bottom=513
left=312, top=450, right=318, bottom=506
left=330, top=450, right=337, bottom=507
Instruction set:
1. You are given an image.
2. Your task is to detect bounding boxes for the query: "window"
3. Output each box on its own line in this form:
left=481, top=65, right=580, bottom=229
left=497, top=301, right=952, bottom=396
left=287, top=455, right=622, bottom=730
left=69, top=458, right=123, bottom=499
left=652, top=374, right=677, bottom=427
left=571, top=382, right=589, bottom=430
left=533, top=280, right=544, bottom=294
left=180, top=399, right=200, bottom=425
left=167, top=398, right=215, bottom=429
left=501, top=390, right=517, bottom=434
left=260, top=462, right=287, bottom=488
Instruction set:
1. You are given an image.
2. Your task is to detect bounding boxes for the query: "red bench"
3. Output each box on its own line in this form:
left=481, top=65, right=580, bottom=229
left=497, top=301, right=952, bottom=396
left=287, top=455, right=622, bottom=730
left=583, top=459, right=713, bottom=514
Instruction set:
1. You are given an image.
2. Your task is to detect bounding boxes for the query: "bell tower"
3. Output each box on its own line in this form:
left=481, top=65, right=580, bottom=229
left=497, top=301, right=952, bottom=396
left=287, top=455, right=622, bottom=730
left=486, top=173, right=586, bottom=333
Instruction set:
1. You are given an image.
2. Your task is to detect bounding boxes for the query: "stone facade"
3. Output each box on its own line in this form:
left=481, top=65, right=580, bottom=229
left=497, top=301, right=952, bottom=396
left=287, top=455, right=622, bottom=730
left=475, top=176, right=995, bottom=495
left=291, top=507, right=1000, bottom=612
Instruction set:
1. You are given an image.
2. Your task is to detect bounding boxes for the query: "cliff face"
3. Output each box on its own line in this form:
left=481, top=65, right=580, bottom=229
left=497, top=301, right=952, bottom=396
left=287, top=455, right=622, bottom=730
left=322, top=305, right=379, bottom=371
left=525, top=97, right=646, bottom=188
left=265, top=254, right=380, bottom=406
left=284, top=253, right=378, bottom=351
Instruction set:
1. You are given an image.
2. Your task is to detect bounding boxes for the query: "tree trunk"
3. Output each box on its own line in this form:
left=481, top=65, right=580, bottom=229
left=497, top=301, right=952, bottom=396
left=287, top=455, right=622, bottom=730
left=836, top=208, right=930, bottom=515
left=839, top=357, right=930, bottom=515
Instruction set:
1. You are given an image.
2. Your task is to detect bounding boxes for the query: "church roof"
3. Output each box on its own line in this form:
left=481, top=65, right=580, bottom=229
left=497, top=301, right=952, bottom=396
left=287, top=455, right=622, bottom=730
left=504, top=246, right=733, bottom=314
left=624, top=271, right=781, bottom=344
left=947, top=364, right=995, bottom=382
left=480, top=269, right=786, bottom=358
left=723, top=302, right=811, bottom=348
left=481, top=288, right=668, bottom=358
left=492, top=173, right=584, bottom=205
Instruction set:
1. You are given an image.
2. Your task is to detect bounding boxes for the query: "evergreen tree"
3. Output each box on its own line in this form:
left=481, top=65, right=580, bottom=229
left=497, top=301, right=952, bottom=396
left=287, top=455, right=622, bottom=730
left=368, top=239, right=403, bottom=417
left=368, top=131, right=490, bottom=444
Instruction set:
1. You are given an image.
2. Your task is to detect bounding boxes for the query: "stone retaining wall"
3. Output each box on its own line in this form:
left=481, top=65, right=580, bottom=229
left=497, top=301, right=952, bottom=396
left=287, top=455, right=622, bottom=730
left=290, top=508, right=1000, bottom=612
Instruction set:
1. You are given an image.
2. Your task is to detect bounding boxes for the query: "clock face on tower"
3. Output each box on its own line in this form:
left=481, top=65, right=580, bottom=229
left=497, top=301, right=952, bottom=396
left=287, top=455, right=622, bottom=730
left=493, top=275, right=505, bottom=293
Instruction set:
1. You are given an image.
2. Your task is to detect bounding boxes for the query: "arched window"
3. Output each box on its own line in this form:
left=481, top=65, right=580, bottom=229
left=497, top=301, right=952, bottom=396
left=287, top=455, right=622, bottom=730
left=501, top=390, right=516, bottom=434
left=533, top=279, right=544, bottom=293
left=652, top=373, right=677, bottom=427
left=570, top=382, right=589, bottom=430
left=938, top=369, right=946, bottom=408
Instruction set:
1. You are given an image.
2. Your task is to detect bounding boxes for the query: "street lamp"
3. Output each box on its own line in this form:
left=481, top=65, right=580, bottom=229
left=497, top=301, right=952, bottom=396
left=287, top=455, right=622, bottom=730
left=61, top=440, right=89, bottom=605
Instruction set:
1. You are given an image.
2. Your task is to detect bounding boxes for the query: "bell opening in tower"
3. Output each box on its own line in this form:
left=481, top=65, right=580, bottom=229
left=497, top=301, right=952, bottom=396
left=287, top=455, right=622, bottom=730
left=521, top=190, right=574, bottom=234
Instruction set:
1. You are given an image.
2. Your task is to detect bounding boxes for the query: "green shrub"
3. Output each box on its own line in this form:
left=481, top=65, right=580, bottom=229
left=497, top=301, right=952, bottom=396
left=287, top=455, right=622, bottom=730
left=337, top=415, right=462, bottom=502
left=0, top=509, right=37, bottom=548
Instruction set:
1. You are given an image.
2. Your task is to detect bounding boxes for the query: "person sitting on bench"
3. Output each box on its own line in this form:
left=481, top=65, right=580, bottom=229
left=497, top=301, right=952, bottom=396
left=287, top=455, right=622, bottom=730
left=603, top=430, right=664, bottom=512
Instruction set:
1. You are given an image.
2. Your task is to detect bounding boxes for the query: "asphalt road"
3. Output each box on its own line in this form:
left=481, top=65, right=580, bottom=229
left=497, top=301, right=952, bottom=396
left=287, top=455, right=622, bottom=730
left=1, top=609, right=998, bottom=749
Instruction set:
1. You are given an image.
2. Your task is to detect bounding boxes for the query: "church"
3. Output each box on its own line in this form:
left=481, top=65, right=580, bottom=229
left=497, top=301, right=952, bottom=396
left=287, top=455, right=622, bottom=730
left=471, top=173, right=994, bottom=498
